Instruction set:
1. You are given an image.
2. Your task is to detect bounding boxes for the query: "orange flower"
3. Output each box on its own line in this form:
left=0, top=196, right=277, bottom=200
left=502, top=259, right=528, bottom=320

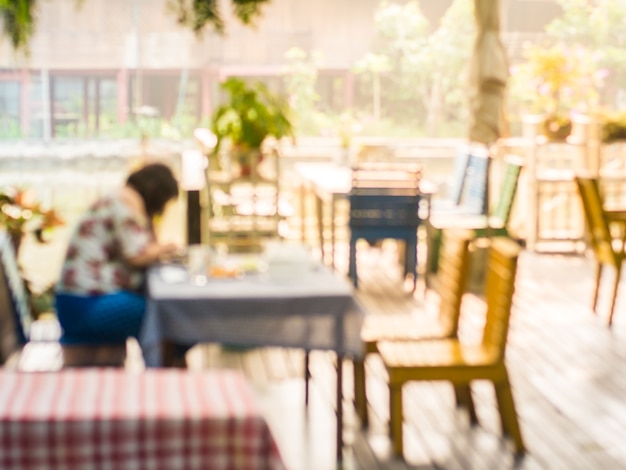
left=0, top=186, right=64, bottom=243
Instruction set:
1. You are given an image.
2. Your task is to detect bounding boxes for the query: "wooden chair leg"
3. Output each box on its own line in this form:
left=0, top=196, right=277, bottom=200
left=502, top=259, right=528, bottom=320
left=349, top=238, right=358, bottom=288
left=315, top=195, right=325, bottom=263
left=494, top=378, right=525, bottom=455
left=397, top=240, right=406, bottom=275
left=592, top=262, right=603, bottom=313
left=353, top=358, right=368, bottom=427
left=454, top=384, right=478, bottom=425
left=389, top=383, right=404, bottom=456
left=426, top=225, right=442, bottom=277
left=62, top=344, right=126, bottom=368
left=406, top=237, right=418, bottom=292
left=161, top=341, right=188, bottom=368
left=494, top=381, right=509, bottom=436
left=607, top=266, right=621, bottom=326
left=304, top=351, right=310, bottom=406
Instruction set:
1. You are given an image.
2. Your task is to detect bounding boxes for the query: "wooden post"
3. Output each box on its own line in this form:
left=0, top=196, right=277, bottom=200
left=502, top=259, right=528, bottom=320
left=186, top=190, right=202, bottom=245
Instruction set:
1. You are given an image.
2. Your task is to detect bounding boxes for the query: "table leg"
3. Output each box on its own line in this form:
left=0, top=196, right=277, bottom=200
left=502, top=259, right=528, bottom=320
left=304, top=351, right=310, bottom=406
left=331, top=197, right=336, bottom=269
left=186, top=190, right=202, bottom=245
left=315, top=193, right=325, bottom=264
left=300, top=180, right=307, bottom=243
left=336, top=354, right=343, bottom=463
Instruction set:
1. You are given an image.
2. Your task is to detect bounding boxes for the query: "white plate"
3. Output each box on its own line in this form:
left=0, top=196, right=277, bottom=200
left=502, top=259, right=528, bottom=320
left=159, top=265, right=188, bottom=284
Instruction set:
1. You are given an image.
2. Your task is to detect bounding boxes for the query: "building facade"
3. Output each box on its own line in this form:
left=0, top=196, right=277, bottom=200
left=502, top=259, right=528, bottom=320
left=0, top=0, right=560, bottom=140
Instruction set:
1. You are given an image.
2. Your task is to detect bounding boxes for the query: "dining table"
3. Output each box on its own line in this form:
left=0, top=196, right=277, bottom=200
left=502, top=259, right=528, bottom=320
left=140, top=252, right=365, bottom=463
left=0, top=368, right=285, bottom=470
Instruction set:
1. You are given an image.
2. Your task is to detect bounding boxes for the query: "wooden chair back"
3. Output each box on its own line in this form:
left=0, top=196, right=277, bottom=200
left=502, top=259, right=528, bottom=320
left=349, top=163, right=423, bottom=230
left=481, top=237, right=522, bottom=361
left=448, top=146, right=472, bottom=205
left=436, top=229, right=473, bottom=336
left=0, top=262, right=21, bottom=364
left=460, top=148, right=490, bottom=215
left=350, top=162, right=422, bottom=192
left=491, top=156, right=523, bottom=226
left=575, top=175, right=619, bottom=266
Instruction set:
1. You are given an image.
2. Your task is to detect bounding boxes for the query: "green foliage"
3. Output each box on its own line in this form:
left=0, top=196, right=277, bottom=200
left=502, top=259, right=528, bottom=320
left=601, top=111, right=626, bottom=142
left=363, top=0, right=474, bottom=136
left=0, top=117, right=23, bottom=140
left=369, top=1, right=429, bottom=115
left=283, top=48, right=325, bottom=135
left=0, top=0, right=36, bottom=51
left=509, top=42, right=600, bottom=115
left=2, top=0, right=271, bottom=51
left=0, top=187, right=64, bottom=244
left=545, top=0, right=594, bottom=43
left=541, top=0, right=625, bottom=109
left=211, top=78, right=294, bottom=153
left=232, top=0, right=270, bottom=25
left=168, top=0, right=223, bottom=33
left=163, top=0, right=271, bottom=35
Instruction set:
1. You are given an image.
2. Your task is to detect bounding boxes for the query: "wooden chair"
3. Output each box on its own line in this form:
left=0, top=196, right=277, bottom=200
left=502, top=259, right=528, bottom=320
left=574, top=174, right=626, bottom=326
left=353, top=228, right=474, bottom=427
left=348, top=163, right=423, bottom=290
left=378, top=237, right=525, bottom=458
left=426, top=155, right=523, bottom=276
left=430, top=145, right=475, bottom=212
left=430, top=146, right=491, bottom=217
left=0, top=272, right=21, bottom=365
left=60, top=343, right=127, bottom=367
left=0, top=230, right=32, bottom=365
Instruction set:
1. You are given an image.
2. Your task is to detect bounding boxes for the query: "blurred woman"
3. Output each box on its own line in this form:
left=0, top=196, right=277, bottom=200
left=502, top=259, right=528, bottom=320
left=55, top=162, right=180, bottom=354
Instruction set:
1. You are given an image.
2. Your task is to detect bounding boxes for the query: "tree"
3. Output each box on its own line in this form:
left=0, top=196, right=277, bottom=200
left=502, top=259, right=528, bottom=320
left=510, top=42, right=598, bottom=115
left=283, top=48, right=325, bottom=135
left=419, top=0, right=474, bottom=134
left=0, top=0, right=271, bottom=51
left=544, top=0, right=626, bottom=108
left=367, top=0, right=474, bottom=136
left=353, top=53, right=392, bottom=122
left=368, top=1, right=429, bottom=128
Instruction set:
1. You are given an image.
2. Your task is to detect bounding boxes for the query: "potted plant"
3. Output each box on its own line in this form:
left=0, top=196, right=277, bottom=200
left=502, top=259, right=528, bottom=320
left=0, top=186, right=64, bottom=254
left=542, top=113, right=573, bottom=141
left=514, top=43, right=599, bottom=141
left=210, top=78, right=295, bottom=177
left=0, top=186, right=64, bottom=320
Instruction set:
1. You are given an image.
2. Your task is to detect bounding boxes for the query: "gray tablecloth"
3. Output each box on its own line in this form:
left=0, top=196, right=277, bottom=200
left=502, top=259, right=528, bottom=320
left=141, top=263, right=365, bottom=367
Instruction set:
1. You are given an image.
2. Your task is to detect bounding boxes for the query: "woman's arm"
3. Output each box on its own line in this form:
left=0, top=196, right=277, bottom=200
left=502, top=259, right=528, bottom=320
left=119, top=186, right=180, bottom=267
left=126, top=241, right=179, bottom=267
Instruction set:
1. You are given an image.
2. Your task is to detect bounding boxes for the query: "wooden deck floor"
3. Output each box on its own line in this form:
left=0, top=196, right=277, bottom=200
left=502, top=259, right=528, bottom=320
left=178, top=242, right=626, bottom=470
left=16, top=237, right=626, bottom=469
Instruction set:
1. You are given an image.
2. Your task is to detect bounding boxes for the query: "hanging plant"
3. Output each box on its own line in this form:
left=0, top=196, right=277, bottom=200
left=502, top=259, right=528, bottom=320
left=1, top=0, right=271, bottom=52
left=0, top=0, right=37, bottom=51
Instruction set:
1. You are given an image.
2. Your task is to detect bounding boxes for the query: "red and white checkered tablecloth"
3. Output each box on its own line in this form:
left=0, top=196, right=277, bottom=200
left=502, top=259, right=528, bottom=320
left=0, top=368, right=286, bottom=470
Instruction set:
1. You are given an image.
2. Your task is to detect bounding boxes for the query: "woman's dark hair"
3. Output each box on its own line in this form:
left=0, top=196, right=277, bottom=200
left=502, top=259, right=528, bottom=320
left=126, top=163, right=179, bottom=218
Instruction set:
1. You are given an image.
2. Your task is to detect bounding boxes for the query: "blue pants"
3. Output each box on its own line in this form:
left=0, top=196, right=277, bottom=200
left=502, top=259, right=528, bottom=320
left=55, top=291, right=146, bottom=345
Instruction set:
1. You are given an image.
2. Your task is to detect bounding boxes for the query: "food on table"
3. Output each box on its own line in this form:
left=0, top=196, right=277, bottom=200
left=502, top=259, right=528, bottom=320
left=208, top=265, right=240, bottom=278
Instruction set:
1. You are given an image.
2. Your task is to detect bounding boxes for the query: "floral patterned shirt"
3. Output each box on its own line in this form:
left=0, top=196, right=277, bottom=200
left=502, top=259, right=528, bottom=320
left=57, top=193, right=153, bottom=295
